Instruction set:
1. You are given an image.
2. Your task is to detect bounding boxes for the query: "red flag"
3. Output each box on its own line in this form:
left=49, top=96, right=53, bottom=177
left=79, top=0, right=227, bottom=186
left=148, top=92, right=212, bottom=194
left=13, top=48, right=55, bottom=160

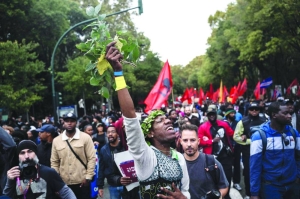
left=229, top=86, right=236, bottom=98
left=189, top=88, right=197, bottom=98
left=254, top=82, right=260, bottom=100
left=212, top=89, right=219, bottom=102
left=181, top=88, right=192, bottom=104
left=287, top=78, right=299, bottom=95
left=236, top=82, right=241, bottom=94
left=238, top=78, right=247, bottom=96
left=232, top=82, right=241, bottom=104
left=207, top=83, right=214, bottom=99
left=199, top=88, right=204, bottom=105
left=144, top=60, right=173, bottom=113
left=261, top=88, right=266, bottom=96
left=224, top=86, right=229, bottom=97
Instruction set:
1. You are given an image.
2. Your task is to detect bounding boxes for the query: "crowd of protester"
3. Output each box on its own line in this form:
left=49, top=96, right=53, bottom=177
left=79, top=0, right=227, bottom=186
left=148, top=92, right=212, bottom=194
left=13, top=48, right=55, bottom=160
left=0, top=42, right=299, bottom=199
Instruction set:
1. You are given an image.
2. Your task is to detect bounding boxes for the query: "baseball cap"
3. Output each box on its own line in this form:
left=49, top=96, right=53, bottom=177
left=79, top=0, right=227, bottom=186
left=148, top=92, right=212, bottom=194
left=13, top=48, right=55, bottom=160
left=63, top=112, right=77, bottom=120
left=284, top=98, right=294, bottom=104
left=36, top=124, right=56, bottom=134
left=277, top=96, right=284, bottom=102
left=207, top=104, right=217, bottom=114
left=28, top=126, right=36, bottom=132
left=249, top=102, right=260, bottom=109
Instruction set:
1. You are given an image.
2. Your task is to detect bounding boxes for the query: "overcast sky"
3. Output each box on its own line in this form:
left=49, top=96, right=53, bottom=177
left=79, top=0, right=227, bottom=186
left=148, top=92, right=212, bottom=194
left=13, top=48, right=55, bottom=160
left=132, top=0, right=235, bottom=66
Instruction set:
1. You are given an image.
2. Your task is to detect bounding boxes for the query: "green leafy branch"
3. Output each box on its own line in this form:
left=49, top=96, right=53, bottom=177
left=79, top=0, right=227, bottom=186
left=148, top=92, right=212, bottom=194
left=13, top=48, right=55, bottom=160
left=76, top=4, right=140, bottom=99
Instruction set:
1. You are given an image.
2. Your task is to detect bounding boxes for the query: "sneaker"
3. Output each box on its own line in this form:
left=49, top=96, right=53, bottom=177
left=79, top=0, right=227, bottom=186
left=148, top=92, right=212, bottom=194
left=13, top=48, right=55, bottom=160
left=233, top=183, right=242, bottom=191
left=244, top=196, right=250, bottom=199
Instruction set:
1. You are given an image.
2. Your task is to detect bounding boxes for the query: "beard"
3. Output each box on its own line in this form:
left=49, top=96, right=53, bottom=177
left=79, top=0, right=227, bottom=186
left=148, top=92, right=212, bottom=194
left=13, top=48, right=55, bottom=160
left=65, top=127, right=76, bottom=134
left=19, top=155, right=39, bottom=167
left=185, top=147, right=196, bottom=156
left=108, top=137, right=118, bottom=144
left=228, top=115, right=235, bottom=121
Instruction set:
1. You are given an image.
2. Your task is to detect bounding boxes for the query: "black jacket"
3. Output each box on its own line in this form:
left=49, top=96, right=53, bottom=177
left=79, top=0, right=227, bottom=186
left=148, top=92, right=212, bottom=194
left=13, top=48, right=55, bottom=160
left=37, top=142, right=52, bottom=167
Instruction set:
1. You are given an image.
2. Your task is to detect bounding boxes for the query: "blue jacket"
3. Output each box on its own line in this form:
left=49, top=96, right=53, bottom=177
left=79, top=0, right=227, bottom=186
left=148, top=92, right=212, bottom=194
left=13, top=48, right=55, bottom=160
left=250, top=121, right=300, bottom=196
left=97, top=142, right=124, bottom=189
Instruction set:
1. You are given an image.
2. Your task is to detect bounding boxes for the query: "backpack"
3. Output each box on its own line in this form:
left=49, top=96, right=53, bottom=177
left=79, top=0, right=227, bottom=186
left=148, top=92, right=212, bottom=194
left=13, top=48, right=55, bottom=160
left=252, top=126, right=297, bottom=155
left=242, top=117, right=267, bottom=137
left=204, top=154, right=220, bottom=185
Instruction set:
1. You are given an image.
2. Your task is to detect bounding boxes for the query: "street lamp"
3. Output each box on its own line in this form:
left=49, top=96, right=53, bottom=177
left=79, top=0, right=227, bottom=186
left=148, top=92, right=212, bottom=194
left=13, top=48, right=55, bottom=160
left=50, top=0, right=143, bottom=125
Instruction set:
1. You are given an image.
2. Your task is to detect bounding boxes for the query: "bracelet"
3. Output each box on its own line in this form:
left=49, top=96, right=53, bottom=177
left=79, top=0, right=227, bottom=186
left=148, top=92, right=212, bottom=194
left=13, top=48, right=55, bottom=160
left=114, top=71, right=123, bottom=77
left=115, top=76, right=127, bottom=91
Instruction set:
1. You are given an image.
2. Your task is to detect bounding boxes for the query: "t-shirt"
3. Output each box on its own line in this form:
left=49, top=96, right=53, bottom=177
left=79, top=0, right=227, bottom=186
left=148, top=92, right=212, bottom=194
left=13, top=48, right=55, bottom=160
left=15, top=165, right=65, bottom=199
left=185, top=153, right=228, bottom=199
left=94, top=134, right=106, bottom=150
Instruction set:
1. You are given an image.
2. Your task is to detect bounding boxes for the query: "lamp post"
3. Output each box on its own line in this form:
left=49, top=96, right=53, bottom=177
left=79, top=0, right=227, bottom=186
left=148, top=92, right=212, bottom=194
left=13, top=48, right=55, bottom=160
left=50, top=2, right=143, bottom=125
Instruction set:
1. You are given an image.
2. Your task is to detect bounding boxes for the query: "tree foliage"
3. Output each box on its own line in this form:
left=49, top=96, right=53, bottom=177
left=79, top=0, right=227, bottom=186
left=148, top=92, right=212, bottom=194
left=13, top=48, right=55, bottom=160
left=199, top=0, right=300, bottom=92
left=0, top=40, right=46, bottom=113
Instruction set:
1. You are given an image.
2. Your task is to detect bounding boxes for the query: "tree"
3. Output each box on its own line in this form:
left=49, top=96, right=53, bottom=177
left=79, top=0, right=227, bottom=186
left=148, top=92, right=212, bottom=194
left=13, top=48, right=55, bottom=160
left=0, top=40, right=46, bottom=114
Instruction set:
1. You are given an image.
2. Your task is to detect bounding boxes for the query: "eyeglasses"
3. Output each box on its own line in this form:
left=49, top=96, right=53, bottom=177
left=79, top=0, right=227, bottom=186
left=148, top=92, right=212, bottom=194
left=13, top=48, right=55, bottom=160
left=107, top=130, right=117, bottom=134
left=281, top=133, right=290, bottom=146
left=249, top=108, right=260, bottom=111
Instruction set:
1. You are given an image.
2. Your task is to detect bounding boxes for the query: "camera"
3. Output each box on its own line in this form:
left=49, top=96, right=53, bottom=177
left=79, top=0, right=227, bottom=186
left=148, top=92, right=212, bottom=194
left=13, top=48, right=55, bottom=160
left=205, top=189, right=221, bottom=199
left=20, top=161, right=37, bottom=179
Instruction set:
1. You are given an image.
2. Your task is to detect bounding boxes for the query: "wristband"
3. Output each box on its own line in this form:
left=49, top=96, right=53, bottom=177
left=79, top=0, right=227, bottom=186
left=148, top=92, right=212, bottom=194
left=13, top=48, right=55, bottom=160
left=115, top=76, right=127, bottom=91
left=114, top=71, right=123, bottom=77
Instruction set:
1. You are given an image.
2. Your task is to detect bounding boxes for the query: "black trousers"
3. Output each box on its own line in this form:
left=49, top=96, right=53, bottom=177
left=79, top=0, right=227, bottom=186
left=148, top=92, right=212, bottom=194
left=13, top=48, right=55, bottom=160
left=233, top=144, right=241, bottom=184
left=241, top=146, right=251, bottom=196
left=218, top=156, right=233, bottom=199
left=69, top=183, right=92, bottom=199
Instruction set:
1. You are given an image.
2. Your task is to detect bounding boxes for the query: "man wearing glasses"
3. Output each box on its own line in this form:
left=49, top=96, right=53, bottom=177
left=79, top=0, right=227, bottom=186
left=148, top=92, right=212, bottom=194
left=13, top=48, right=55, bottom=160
left=250, top=101, right=300, bottom=199
left=234, top=102, right=267, bottom=199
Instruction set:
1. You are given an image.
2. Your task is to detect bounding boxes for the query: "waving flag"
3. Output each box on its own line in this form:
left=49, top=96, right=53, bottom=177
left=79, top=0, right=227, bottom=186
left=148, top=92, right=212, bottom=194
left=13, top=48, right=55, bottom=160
left=286, top=78, right=299, bottom=95
left=238, top=78, right=247, bottom=96
left=260, top=77, right=273, bottom=88
left=199, top=88, right=204, bottom=105
left=144, top=60, right=173, bottom=113
left=254, top=82, right=260, bottom=100
left=181, top=88, right=192, bottom=104
left=219, top=80, right=223, bottom=103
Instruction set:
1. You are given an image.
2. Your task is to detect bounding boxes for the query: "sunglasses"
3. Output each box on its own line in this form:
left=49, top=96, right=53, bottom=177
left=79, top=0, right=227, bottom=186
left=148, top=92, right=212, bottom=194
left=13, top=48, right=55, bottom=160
left=281, top=133, right=290, bottom=146
left=249, top=108, right=260, bottom=111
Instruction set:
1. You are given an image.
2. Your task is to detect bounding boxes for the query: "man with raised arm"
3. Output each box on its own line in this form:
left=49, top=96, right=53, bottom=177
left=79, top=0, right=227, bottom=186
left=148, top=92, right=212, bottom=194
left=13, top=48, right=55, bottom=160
left=105, top=42, right=190, bottom=199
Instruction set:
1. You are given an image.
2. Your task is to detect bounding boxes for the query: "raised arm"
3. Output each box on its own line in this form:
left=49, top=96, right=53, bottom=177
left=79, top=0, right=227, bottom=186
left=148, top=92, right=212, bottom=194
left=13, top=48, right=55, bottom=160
left=105, top=41, right=136, bottom=118
left=105, top=42, right=156, bottom=181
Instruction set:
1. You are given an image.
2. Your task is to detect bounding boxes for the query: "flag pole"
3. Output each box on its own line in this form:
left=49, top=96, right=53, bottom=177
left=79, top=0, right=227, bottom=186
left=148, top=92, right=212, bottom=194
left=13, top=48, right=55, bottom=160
left=172, top=88, right=175, bottom=108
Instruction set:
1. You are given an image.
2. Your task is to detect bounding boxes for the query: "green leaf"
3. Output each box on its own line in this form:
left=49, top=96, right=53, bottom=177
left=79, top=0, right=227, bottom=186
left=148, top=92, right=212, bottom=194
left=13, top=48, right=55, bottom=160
left=90, top=76, right=100, bottom=86
left=84, top=53, right=97, bottom=62
left=83, top=22, right=99, bottom=30
left=94, top=4, right=102, bottom=16
left=76, top=43, right=89, bottom=51
left=104, top=71, right=112, bottom=83
left=117, top=30, right=127, bottom=35
left=98, top=14, right=106, bottom=21
left=85, top=63, right=96, bottom=72
left=101, top=86, right=109, bottom=98
left=86, top=6, right=95, bottom=17
left=132, top=47, right=140, bottom=61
